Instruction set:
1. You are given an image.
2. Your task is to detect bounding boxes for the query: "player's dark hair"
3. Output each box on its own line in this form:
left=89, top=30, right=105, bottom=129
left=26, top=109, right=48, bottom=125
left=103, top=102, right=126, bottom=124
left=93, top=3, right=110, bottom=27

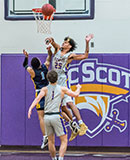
left=31, top=57, right=40, bottom=69
left=64, top=37, right=77, bottom=52
left=47, top=70, right=58, bottom=83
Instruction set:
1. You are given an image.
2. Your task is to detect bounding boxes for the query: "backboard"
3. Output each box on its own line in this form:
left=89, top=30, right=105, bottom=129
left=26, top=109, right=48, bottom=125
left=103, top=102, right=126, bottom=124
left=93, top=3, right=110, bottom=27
left=4, top=0, right=95, bottom=20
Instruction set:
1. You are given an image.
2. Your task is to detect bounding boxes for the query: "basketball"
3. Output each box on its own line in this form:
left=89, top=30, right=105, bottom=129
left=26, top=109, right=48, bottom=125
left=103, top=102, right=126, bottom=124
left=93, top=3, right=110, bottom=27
left=41, top=4, right=55, bottom=16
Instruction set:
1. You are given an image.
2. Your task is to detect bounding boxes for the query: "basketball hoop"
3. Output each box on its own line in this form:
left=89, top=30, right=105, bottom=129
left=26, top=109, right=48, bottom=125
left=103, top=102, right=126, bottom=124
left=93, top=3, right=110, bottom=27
left=32, top=8, right=54, bottom=34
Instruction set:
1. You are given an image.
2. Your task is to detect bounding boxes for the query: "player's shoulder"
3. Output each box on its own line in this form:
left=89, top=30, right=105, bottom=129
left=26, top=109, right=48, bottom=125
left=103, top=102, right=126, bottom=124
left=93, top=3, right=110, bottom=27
left=41, top=86, right=48, bottom=92
left=26, top=67, right=35, bottom=78
left=41, top=63, right=46, bottom=67
left=40, top=86, right=47, bottom=96
left=61, top=86, right=67, bottom=92
left=54, top=48, right=61, bottom=55
left=67, top=53, right=76, bottom=63
left=42, top=63, right=48, bottom=70
left=27, top=66, right=34, bottom=72
left=27, top=66, right=32, bottom=70
left=68, top=52, right=76, bottom=58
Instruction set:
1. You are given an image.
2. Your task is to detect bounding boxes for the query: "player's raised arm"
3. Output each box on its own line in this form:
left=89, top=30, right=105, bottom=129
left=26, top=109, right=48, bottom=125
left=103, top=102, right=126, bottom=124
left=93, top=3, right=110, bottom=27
left=28, top=87, right=47, bottom=119
left=23, top=49, right=29, bottom=68
left=45, top=37, right=60, bottom=54
left=62, top=84, right=81, bottom=97
left=69, top=34, right=94, bottom=61
left=44, top=46, right=52, bottom=69
left=23, top=49, right=35, bottom=78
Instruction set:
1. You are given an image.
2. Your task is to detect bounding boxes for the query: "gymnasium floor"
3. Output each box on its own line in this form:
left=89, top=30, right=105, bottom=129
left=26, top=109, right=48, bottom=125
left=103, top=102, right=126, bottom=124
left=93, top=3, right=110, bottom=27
left=0, top=146, right=130, bottom=160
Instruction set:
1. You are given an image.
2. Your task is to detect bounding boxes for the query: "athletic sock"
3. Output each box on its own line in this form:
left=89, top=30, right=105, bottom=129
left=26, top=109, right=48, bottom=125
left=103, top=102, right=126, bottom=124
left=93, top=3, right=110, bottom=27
left=58, top=157, right=64, bottom=160
left=69, top=120, right=73, bottom=126
left=43, top=135, right=47, bottom=141
left=43, top=135, right=47, bottom=138
left=78, top=120, right=83, bottom=125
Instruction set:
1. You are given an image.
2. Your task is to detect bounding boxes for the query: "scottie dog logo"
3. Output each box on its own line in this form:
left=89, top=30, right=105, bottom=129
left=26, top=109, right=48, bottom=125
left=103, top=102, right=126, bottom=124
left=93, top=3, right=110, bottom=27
left=68, top=59, right=129, bottom=138
left=74, top=94, right=127, bottom=138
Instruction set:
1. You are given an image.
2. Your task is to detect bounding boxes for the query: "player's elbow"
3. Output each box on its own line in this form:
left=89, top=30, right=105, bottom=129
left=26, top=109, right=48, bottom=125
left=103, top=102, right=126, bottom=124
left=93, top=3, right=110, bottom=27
left=79, top=54, right=88, bottom=60
left=35, top=97, right=41, bottom=104
left=82, top=57, right=88, bottom=60
left=83, top=54, right=88, bottom=59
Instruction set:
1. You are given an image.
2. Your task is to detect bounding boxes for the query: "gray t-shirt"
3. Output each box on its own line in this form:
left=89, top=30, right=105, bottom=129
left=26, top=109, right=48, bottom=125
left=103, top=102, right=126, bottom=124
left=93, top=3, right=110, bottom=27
left=44, top=84, right=63, bottom=113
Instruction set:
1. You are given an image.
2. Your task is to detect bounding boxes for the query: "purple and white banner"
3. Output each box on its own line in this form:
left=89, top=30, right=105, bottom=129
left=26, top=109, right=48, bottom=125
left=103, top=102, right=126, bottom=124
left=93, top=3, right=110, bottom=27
left=66, top=54, right=130, bottom=146
left=1, top=54, right=130, bottom=146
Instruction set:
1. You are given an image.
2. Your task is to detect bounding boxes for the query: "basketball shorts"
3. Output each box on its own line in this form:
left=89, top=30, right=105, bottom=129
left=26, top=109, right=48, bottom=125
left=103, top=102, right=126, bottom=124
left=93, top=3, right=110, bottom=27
left=35, top=90, right=45, bottom=110
left=44, top=114, right=67, bottom=137
left=62, top=94, right=73, bottom=106
left=57, top=76, right=73, bottom=106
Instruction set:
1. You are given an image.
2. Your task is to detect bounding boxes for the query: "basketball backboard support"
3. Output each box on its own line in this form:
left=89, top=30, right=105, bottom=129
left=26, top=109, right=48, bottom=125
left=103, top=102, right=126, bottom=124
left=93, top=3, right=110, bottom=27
left=4, top=0, right=95, bottom=20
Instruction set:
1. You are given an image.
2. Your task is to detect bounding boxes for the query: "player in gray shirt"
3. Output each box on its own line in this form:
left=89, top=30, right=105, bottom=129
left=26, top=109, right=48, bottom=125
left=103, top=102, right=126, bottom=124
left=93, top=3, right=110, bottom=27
left=28, top=70, right=81, bottom=160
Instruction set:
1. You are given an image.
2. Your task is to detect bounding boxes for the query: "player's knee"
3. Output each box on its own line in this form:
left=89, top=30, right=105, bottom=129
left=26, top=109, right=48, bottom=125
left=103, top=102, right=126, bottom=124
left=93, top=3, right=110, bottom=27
left=67, top=102, right=74, bottom=108
left=62, top=105, right=67, bottom=111
left=64, top=137, right=68, bottom=146
left=62, top=105, right=70, bottom=113
left=37, top=111, right=44, bottom=120
left=38, top=114, right=44, bottom=121
left=62, top=138, right=67, bottom=146
left=48, top=139, right=54, bottom=146
left=61, top=134, right=68, bottom=144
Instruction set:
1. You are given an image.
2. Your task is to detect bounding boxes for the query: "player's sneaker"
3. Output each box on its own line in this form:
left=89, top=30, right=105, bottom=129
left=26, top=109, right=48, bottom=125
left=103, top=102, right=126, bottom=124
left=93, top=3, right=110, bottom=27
left=69, top=121, right=79, bottom=141
left=69, top=121, right=79, bottom=131
left=69, top=129, right=79, bottom=142
left=79, top=123, right=88, bottom=136
left=41, top=135, right=48, bottom=149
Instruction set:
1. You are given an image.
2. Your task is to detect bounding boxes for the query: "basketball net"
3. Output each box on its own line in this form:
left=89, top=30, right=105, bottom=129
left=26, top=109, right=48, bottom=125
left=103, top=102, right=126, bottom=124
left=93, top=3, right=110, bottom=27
left=32, top=8, right=53, bottom=34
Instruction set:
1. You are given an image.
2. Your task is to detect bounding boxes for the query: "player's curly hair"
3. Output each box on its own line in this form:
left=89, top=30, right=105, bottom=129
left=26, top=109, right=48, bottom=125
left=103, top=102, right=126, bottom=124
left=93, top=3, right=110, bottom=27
left=31, top=57, right=40, bottom=69
left=47, top=70, right=58, bottom=83
left=64, top=37, right=77, bottom=52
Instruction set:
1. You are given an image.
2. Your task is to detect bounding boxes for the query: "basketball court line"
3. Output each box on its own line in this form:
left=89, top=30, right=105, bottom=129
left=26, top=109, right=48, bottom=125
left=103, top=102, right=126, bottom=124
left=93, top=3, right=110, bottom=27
left=0, top=149, right=130, bottom=155
left=0, top=147, right=130, bottom=160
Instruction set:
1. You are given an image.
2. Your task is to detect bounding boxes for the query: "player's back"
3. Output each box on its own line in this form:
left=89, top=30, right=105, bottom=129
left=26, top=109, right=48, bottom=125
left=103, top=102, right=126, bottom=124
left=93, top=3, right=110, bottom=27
left=32, top=64, right=48, bottom=90
left=44, top=84, right=62, bottom=113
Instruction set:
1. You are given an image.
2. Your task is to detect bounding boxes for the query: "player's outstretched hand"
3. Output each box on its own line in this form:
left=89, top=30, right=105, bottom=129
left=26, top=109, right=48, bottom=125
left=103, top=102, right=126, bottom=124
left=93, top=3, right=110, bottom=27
left=86, top=34, right=94, bottom=42
left=23, top=49, right=29, bottom=57
left=28, top=108, right=32, bottom=119
left=45, top=37, right=54, bottom=45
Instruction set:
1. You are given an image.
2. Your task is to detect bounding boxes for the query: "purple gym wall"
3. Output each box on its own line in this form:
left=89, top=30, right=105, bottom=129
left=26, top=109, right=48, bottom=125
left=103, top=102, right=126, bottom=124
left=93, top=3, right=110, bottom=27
left=1, top=53, right=130, bottom=146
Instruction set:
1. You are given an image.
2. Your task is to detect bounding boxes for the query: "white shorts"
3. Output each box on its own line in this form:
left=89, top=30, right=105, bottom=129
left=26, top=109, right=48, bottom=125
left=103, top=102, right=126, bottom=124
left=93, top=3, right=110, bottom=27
left=57, top=76, right=73, bottom=106
left=62, top=94, right=73, bottom=106
left=44, top=114, right=67, bottom=137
